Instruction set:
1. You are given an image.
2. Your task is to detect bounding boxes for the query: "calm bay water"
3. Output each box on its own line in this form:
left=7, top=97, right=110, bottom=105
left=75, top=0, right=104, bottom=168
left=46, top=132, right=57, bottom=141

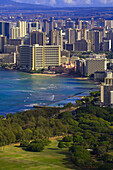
left=0, top=70, right=98, bottom=115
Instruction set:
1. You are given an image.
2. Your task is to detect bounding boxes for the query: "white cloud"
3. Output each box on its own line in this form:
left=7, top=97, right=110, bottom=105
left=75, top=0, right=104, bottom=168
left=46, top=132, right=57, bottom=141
left=99, top=0, right=113, bottom=4
left=86, top=0, right=92, bottom=4
left=14, top=0, right=40, bottom=3
left=109, top=0, right=113, bottom=2
left=64, top=0, right=76, bottom=5
left=13, top=0, right=113, bottom=6
left=100, top=0, right=107, bottom=4
left=49, top=0, right=56, bottom=5
left=34, top=0, right=40, bottom=4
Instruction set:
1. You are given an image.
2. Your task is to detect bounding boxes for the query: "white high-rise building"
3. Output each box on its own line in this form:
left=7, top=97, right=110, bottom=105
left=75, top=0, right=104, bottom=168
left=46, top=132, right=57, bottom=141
left=101, top=73, right=113, bottom=106
left=10, top=27, right=20, bottom=39
left=17, top=21, right=26, bottom=38
left=28, top=22, right=42, bottom=33
left=105, top=20, right=113, bottom=29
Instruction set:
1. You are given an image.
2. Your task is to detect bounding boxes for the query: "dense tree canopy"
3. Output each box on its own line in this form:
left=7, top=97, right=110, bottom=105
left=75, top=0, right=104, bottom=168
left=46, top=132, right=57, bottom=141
left=1, top=100, right=113, bottom=168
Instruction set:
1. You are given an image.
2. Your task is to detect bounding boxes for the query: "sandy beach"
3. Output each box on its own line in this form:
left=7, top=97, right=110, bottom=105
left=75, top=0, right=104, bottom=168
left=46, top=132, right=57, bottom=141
left=30, top=73, right=85, bottom=78
left=75, top=77, right=89, bottom=80
left=30, top=73, right=70, bottom=77
left=30, top=73, right=58, bottom=76
left=29, top=72, right=100, bottom=85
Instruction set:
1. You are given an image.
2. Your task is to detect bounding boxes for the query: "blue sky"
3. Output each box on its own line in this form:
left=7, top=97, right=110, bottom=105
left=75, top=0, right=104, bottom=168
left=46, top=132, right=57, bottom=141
left=14, top=0, right=113, bottom=7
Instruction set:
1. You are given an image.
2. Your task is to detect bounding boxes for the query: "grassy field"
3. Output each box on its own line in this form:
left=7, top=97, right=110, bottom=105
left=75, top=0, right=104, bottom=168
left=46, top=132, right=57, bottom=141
left=0, top=139, right=76, bottom=170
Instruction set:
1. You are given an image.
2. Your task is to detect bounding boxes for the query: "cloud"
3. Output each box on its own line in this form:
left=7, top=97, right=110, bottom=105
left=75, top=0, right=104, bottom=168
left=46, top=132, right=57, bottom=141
left=64, top=0, right=76, bottom=5
left=86, top=0, right=92, bottom=4
left=99, top=0, right=113, bottom=4
left=14, top=0, right=40, bottom=3
left=100, top=0, right=107, bottom=4
left=13, top=0, right=113, bottom=6
left=49, top=0, right=56, bottom=5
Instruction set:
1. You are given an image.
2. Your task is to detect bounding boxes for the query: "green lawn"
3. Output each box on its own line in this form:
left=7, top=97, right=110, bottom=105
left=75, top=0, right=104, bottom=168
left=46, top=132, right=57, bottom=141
left=0, top=139, right=76, bottom=170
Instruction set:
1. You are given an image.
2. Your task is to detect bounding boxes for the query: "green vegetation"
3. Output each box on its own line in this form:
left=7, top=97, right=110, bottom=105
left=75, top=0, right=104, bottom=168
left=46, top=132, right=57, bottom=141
left=20, top=138, right=51, bottom=152
left=0, top=63, right=13, bottom=70
left=0, top=139, right=75, bottom=170
left=1, top=91, right=113, bottom=169
left=69, top=145, right=91, bottom=167
left=29, top=68, right=46, bottom=73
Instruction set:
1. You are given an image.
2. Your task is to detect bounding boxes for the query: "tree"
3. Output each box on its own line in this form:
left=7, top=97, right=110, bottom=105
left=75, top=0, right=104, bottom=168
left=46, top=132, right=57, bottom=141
left=73, top=135, right=83, bottom=144
left=26, top=142, right=44, bottom=152
left=69, top=145, right=91, bottom=167
left=63, top=136, right=73, bottom=142
left=20, top=140, right=29, bottom=147
left=58, top=141, right=65, bottom=148
left=100, top=153, right=113, bottom=163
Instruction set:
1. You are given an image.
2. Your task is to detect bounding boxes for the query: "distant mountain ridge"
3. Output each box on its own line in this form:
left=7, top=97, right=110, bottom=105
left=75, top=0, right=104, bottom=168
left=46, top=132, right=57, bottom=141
left=10, top=0, right=113, bottom=7
left=0, top=0, right=112, bottom=10
left=0, top=0, right=51, bottom=10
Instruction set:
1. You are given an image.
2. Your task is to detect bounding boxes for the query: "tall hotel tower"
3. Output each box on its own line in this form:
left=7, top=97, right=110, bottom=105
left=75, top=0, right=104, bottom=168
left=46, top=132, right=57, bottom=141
left=20, top=44, right=61, bottom=70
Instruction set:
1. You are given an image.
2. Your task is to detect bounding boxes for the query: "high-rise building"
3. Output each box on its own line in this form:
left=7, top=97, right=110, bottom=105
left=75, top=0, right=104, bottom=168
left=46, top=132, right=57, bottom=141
left=85, top=58, right=108, bottom=76
left=0, top=21, right=10, bottom=39
left=66, top=28, right=77, bottom=44
left=102, top=39, right=111, bottom=51
left=82, top=21, right=89, bottom=29
left=20, top=44, right=61, bottom=70
left=94, top=31, right=100, bottom=51
left=105, top=20, right=113, bottom=30
left=101, top=74, right=113, bottom=106
left=4, top=45, right=18, bottom=54
left=49, top=29, right=63, bottom=50
left=77, top=30, right=82, bottom=40
left=17, top=21, right=26, bottom=38
left=43, top=19, right=49, bottom=34
left=57, top=19, right=63, bottom=28
left=75, top=18, right=79, bottom=29
left=91, top=17, right=94, bottom=29
left=9, top=39, right=24, bottom=46
left=79, top=20, right=83, bottom=29
left=87, top=28, right=104, bottom=51
left=28, top=22, right=40, bottom=33
left=106, top=31, right=113, bottom=50
left=65, top=18, right=74, bottom=29
left=81, top=29, right=87, bottom=40
left=74, top=39, right=91, bottom=51
left=65, top=44, right=74, bottom=51
left=10, top=26, right=20, bottom=39
left=97, top=18, right=105, bottom=27
left=30, top=31, right=46, bottom=45
left=20, top=45, right=30, bottom=69
left=0, top=35, right=7, bottom=53
left=49, top=17, right=54, bottom=31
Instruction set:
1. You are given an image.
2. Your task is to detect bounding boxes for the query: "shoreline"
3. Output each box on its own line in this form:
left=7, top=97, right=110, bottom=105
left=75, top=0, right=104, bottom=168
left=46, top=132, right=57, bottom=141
left=0, top=70, right=100, bottom=115
left=30, top=73, right=60, bottom=76
left=26, top=72, right=100, bottom=85
left=46, top=87, right=100, bottom=107
left=0, top=69, right=100, bottom=85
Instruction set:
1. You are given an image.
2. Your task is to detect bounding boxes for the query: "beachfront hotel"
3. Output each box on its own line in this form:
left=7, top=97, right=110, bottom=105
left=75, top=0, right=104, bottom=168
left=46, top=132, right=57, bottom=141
left=20, top=44, right=61, bottom=70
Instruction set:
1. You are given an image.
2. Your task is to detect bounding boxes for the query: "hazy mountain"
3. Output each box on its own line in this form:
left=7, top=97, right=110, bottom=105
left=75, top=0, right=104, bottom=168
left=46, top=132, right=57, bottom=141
left=0, top=0, right=112, bottom=12
left=12, top=0, right=113, bottom=7
left=0, top=0, right=51, bottom=10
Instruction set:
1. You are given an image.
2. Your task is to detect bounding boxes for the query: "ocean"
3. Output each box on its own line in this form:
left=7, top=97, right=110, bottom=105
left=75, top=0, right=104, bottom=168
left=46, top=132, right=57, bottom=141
left=0, top=70, right=98, bottom=115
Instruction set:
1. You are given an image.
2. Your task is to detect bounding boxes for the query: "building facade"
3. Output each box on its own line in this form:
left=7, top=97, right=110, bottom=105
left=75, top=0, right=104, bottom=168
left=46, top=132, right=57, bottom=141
left=85, top=58, right=108, bottom=76
left=20, top=44, right=61, bottom=70
left=101, top=76, right=113, bottom=106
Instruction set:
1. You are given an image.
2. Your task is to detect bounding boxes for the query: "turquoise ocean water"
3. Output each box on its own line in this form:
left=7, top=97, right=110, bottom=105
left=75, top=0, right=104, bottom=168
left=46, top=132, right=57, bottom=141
left=0, top=70, right=98, bottom=115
